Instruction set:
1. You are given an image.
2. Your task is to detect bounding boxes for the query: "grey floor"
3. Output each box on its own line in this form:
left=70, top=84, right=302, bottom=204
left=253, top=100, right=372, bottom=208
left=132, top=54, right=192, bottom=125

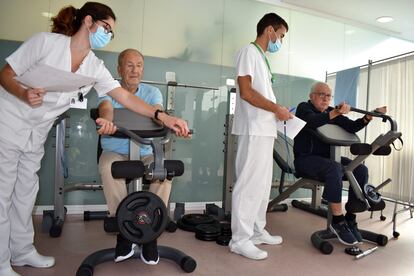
left=14, top=203, right=414, bottom=276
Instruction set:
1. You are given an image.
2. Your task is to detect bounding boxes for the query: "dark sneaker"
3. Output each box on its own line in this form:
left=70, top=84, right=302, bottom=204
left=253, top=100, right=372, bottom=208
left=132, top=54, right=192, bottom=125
left=329, top=221, right=358, bottom=245
left=140, top=239, right=159, bottom=265
left=114, top=234, right=136, bottom=263
left=345, top=218, right=363, bottom=243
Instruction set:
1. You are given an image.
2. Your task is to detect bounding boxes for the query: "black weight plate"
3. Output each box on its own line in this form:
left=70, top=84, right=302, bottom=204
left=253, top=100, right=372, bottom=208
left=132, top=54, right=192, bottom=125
left=219, top=221, right=232, bottom=236
left=182, top=214, right=216, bottom=226
left=219, top=221, right=231, bottom=230
left=195, top=224, right=221, bottom=235
left=195, top=232, right=220, bottom=241
left=216, top=235, right=231, bottom=246
left=195, top=232, right=221, bottom=238
left=116, top=191, right=167, bottom=244
left=177, top=218, right=196, bottom=232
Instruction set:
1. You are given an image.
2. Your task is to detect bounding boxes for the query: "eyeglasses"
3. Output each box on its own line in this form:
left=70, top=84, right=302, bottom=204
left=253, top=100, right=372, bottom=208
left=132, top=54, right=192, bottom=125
left=314, top=92, right=333, bottom=99
left=96, top=19, right=114, bottom=39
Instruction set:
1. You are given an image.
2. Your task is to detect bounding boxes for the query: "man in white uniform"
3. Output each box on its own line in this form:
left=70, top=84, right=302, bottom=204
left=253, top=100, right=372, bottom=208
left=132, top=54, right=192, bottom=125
left=229, top=13, right=293, bottom=260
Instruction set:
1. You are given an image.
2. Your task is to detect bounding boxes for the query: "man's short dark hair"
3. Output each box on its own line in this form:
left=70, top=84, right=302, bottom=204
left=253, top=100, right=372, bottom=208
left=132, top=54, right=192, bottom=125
left=257, top=13, right=288, bottom=36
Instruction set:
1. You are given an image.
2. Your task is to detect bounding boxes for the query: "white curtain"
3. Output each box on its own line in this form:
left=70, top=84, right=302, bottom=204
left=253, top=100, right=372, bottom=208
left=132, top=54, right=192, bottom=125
left=365, top=55, right=414, bottom=202
left=328, top=55, right=414, bottom=203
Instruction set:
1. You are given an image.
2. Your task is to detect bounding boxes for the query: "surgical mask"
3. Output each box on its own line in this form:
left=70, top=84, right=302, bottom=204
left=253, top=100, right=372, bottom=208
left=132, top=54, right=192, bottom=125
left=89, top=25, right=111, bottom=49
left=267, top=37, right=282, bottom=53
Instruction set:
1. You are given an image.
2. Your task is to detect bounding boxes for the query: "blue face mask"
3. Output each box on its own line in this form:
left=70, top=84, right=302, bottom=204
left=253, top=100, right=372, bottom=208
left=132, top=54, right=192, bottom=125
left=89, top=25, right=111, bottom=49
left=267, top=37, right=282, bottom=53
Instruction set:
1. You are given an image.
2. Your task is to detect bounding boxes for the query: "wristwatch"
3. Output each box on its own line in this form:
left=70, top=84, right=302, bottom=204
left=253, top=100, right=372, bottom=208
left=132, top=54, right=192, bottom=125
left=154, top=109, right=165, bottom=120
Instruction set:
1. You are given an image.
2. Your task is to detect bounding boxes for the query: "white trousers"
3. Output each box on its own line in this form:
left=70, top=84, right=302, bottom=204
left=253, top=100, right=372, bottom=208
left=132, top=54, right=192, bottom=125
left=98, top=151, right=172, bottom=216
left=0, top=137, right=45, bottom=270
left=231, top=135, right=274, bottom=246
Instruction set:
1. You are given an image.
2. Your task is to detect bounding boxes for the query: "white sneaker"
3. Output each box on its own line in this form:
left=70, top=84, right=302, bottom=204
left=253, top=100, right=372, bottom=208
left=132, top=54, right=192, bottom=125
left=11, top=251, right=55, bottom=268
left=0, top=267, right=21, bottom=276
left=229, top=241, right=268, bottom=260
left=252, top=230, right=283, bottom=245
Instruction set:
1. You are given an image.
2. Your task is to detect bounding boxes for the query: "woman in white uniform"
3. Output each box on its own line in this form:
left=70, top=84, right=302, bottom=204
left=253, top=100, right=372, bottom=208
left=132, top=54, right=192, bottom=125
left=0, top=2, right=189, bottom=276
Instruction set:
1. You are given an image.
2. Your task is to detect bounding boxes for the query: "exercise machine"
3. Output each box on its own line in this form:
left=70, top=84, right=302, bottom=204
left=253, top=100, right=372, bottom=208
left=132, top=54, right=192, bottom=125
left=268, top=107, right=402, bottom=254
left=76, top=109, right=195, bottom=275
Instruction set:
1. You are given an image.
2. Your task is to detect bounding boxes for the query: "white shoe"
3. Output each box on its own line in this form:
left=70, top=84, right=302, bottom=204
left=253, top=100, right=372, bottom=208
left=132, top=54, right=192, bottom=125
left=229, top=241, right=268, bottom=260
left=11, top=251, right=55, bottom=268
left=0, top=267, right=21, bottom=276
left=252, top=230, right=283, bottom=245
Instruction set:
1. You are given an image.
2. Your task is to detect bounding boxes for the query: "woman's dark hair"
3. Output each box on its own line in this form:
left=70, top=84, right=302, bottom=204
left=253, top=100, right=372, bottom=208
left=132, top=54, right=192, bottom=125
left=51, top=2, right=116, bottom=36
left=256, top=13, right=288, bottom=36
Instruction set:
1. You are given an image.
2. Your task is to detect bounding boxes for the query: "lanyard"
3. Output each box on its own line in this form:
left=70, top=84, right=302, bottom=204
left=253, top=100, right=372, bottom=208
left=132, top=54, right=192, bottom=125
left=251, top=42, right=275, bottom=83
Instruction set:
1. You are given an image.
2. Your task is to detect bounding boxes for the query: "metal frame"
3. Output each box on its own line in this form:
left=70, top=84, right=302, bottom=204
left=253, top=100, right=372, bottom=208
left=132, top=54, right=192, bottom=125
left=269, top=118, right=400, bottom=253
left=326, top=52, right=411, bottom=235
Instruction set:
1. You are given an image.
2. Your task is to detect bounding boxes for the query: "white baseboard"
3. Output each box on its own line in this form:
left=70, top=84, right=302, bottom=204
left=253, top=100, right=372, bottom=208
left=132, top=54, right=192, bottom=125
left=33, top=201, right=223, bottom=215
left=33, top=197, right=346, bottom=216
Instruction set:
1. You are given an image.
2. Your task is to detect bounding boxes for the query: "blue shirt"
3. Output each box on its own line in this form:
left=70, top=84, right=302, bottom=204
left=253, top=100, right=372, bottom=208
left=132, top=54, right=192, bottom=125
left=99, top=83, right=163, bottom=156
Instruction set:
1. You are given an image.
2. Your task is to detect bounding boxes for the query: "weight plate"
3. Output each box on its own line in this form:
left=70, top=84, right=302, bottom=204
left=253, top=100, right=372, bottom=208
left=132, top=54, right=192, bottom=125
left=177, top=218, right=196, bottom=232
left=216, top=235, right=231, bottom=246
left=195, top=232, right=220, bottom=241
left=116, top=191, right=167, bottom=244
left=182, top=214, right=216, bottom=226
left=195, top=224, right=221, bottom=235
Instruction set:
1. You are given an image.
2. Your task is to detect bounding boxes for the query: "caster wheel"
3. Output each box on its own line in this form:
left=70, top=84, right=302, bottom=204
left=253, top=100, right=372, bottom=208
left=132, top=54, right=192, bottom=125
left=380, top=215, right=386, bottom=221
left=393, top=231, right=400, bottom=238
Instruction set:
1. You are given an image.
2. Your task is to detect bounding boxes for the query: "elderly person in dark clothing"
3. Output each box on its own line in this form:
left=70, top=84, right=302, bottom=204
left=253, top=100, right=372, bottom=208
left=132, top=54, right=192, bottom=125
left=293, top=81, right=386, bottom=245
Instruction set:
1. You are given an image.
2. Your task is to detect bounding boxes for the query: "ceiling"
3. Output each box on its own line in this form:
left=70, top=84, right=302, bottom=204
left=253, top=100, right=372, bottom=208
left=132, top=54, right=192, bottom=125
left=260, top=0, right=414, bottom=42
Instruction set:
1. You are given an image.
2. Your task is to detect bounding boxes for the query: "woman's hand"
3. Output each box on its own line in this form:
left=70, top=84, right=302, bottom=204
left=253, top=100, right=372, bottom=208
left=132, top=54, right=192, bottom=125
left=158, top=113, right=190, bottom=137
left=95, top=117, right=117, bottom=135
left=20, top=87, right=45, bottom=107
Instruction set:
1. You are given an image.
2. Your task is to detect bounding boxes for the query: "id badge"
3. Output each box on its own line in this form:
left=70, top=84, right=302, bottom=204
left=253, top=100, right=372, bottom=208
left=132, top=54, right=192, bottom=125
left=69, top=97, right=88, bottom=109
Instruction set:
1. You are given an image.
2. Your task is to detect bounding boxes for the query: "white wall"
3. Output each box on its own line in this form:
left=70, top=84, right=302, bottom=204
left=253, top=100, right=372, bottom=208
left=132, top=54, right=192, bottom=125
left=1, top=0, right=413, bottom=80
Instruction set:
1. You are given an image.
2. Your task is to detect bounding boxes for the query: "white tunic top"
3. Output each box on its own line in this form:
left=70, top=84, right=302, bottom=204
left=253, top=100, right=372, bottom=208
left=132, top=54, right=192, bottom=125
left=0, top=32, right=120, bottom=151
left=231, top=43, right=278, bottom=138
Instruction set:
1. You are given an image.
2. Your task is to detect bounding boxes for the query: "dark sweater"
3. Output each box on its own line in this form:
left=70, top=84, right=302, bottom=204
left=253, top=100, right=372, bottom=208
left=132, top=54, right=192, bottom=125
left=293, top=101, right=367, bottom=159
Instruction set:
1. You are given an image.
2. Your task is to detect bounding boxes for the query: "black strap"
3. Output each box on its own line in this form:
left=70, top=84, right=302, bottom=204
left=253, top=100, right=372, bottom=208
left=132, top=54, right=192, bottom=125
left=391, top=136, right=404, bottom=151
left=154, top=109, right=165, bottom=120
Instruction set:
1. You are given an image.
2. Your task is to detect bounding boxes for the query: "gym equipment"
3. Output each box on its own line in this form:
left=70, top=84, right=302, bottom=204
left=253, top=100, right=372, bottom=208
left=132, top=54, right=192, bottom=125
left=355, top=246, right=378, bottom=260
left=194, top=224, right=221, bottom=241
left=344, top=246, right=363, bottom=256
left=268, top=106, right=402, bottom=254
left=42, top=113, right=105, bottom=237
left=117, top=191, right=168, bottom=244
left=77, top=109, right=196, bottom=275
left=177, top=214, right=217, bottom=232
